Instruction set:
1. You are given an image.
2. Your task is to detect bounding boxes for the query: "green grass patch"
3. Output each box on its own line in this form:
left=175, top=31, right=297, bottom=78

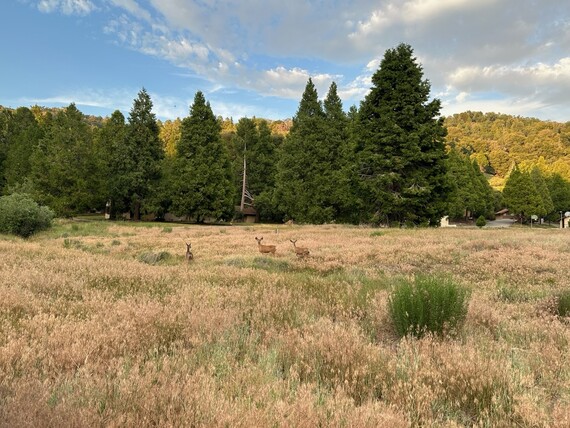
left=556, top=290, right=570, bottom=317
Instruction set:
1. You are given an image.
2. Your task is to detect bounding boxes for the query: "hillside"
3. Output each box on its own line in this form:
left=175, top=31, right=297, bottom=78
left=444, top=112, right=570, bottom=186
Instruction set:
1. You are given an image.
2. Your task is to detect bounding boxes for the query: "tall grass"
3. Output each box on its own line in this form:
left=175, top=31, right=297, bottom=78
left=0, top=223, right=569, bottom=426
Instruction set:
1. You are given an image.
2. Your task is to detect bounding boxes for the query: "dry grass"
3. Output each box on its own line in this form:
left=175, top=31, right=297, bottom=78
left=1, top=221, right=569, bottom=427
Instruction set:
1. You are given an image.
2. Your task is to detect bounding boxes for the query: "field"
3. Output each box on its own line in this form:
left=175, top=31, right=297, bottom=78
left=1, top=220, right=569, bottom=427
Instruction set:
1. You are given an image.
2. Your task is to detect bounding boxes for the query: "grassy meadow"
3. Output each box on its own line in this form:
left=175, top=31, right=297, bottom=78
left=1, top=220, right=569, bottom=427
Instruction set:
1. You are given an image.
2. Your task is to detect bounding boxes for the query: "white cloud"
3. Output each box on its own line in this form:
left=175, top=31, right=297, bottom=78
left=448, top=58, right=570, bottom=105
left=106, top=0, right=151, bottom=22
left=37, top=0, right=95, bottom=15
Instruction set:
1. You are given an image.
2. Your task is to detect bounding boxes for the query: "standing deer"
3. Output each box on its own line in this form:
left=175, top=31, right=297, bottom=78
left=185, top=242, right=193, bottom=261
left=255, top=237, right=276, bottom=254
left=290, top=239, right=310, bottom=258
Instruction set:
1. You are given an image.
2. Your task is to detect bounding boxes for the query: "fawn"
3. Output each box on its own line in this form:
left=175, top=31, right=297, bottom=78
left=185, top=242, right=193, bottom=261
left=255, top=237, right=276, bottom=254
left=290, top=239, right=310, bottom=258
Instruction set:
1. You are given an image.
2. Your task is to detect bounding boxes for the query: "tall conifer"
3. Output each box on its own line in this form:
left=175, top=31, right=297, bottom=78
left=110, top=89, right=163, bottom=219
left=355, top=44, right=448, bottom=225
left=170, top=91, right=234, bottom=222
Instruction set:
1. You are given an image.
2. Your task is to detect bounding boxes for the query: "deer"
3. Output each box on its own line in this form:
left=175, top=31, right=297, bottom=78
left=255, top=237, right=276, bottom=255
left=185, top=242, right=193, bottom=262
left=290, top=239, right=310, bottom=258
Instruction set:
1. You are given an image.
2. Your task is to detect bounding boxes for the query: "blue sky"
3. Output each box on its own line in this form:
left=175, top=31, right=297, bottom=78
left=1, top=0, right=570, bottom=122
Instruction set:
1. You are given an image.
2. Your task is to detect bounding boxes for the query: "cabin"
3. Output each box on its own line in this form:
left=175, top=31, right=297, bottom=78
left=241, top=206, right=258, bottom=223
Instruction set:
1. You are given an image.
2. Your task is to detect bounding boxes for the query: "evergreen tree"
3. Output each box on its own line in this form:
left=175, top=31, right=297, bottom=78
left=355, top=44, right=448, bottom=226
left=251, top=120, right=282, bottom=221
left=503, top=166, right=545, bottom=221
left=0, top=108, right=10, bottom=192
left=232, top=118, right=280, bottom=221
left=471, top=159, right=495, bottom=218
left=96, top=110, right=127, bottom=217
left=323, top=82, right=356, bottom=222
left=545, top=173, right=570, bottom=222
left=111, top=89, right=163, bottom=219
left=170, top=91, right=234, bottom=222
left=275, top=79, right=351, bottom=223
left=30, top=104, right=98, bottom=216
left=275, top=78, right=326, bottom=222
left=3, top=107, right=43, bottom=192
left=530, top=166, right=554, bottom=217
left=446, top=150, right=493, bottom=220
left=233, top=117, right=259, bottom=203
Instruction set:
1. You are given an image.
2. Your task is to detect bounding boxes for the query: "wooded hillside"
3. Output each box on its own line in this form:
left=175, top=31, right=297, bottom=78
left=444, top=111, right=570, bottom=186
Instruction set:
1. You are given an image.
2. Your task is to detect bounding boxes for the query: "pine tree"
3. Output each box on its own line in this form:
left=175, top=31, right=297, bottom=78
left=275, top=79, right=351, bottom=223
left=323, top=82, right=356, bottom=222
left=3, top=107, right=43, bottom=192
left=111, top=89, right=163, bottom=219
left=275, top=78, right=327, bottom=222
left=545, top=173, right=570, bottom=222
left=30, top=104, right=98, bottom=216
left=355, top=44, right=448, bottom=226
left=231, top=118, right=280, bottom=220
left=530, top=166, right=554, bottom=217
left=0, top=108, right=9, bottom=192
left=96, top=110, right=127, bottom=218
left=503, top=166, right=545, bottom=221
left=170, top=91, right=234, bottom=222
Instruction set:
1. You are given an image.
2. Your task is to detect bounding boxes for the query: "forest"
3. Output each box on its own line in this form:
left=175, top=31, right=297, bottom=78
left=1, top=44, right=570, bottom=225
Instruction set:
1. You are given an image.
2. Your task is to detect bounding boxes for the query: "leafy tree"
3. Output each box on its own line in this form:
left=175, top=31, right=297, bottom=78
left=170, top=91, right=234, bottom=222
left=159, top=118, right=182, bottom=157
left=445, top=112, right=570, bottom=182
left=502, top=166, right=545, bottom=221
left=355, top=44, right=449, bottom=226
left=110, top=89, right=163, bottom=219
left=30, top=104, right=98, bottom=216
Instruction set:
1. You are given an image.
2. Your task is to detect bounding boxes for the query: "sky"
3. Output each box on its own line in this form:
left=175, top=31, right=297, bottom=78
left=1, top=0, right=570, bottom=122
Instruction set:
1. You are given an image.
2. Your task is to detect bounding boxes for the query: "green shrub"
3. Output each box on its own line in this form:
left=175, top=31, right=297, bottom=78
left=0, top=193, right=55, bottom=238
left=138, top=251, right=172, bottom=265
left=476, top=215, right=486, bottom=228
left=556, top=290, right=570, bottom=317
left=388, top=275, right=470, bottom=338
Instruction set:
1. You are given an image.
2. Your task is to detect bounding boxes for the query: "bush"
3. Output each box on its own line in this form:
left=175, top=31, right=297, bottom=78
left=137, top=251, right=172, bottom=265
left=476, top=215, right=486, bottom=228
left=388, top=275, right=470, bottom=338
left=0, top=193, right=55, bottom=238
